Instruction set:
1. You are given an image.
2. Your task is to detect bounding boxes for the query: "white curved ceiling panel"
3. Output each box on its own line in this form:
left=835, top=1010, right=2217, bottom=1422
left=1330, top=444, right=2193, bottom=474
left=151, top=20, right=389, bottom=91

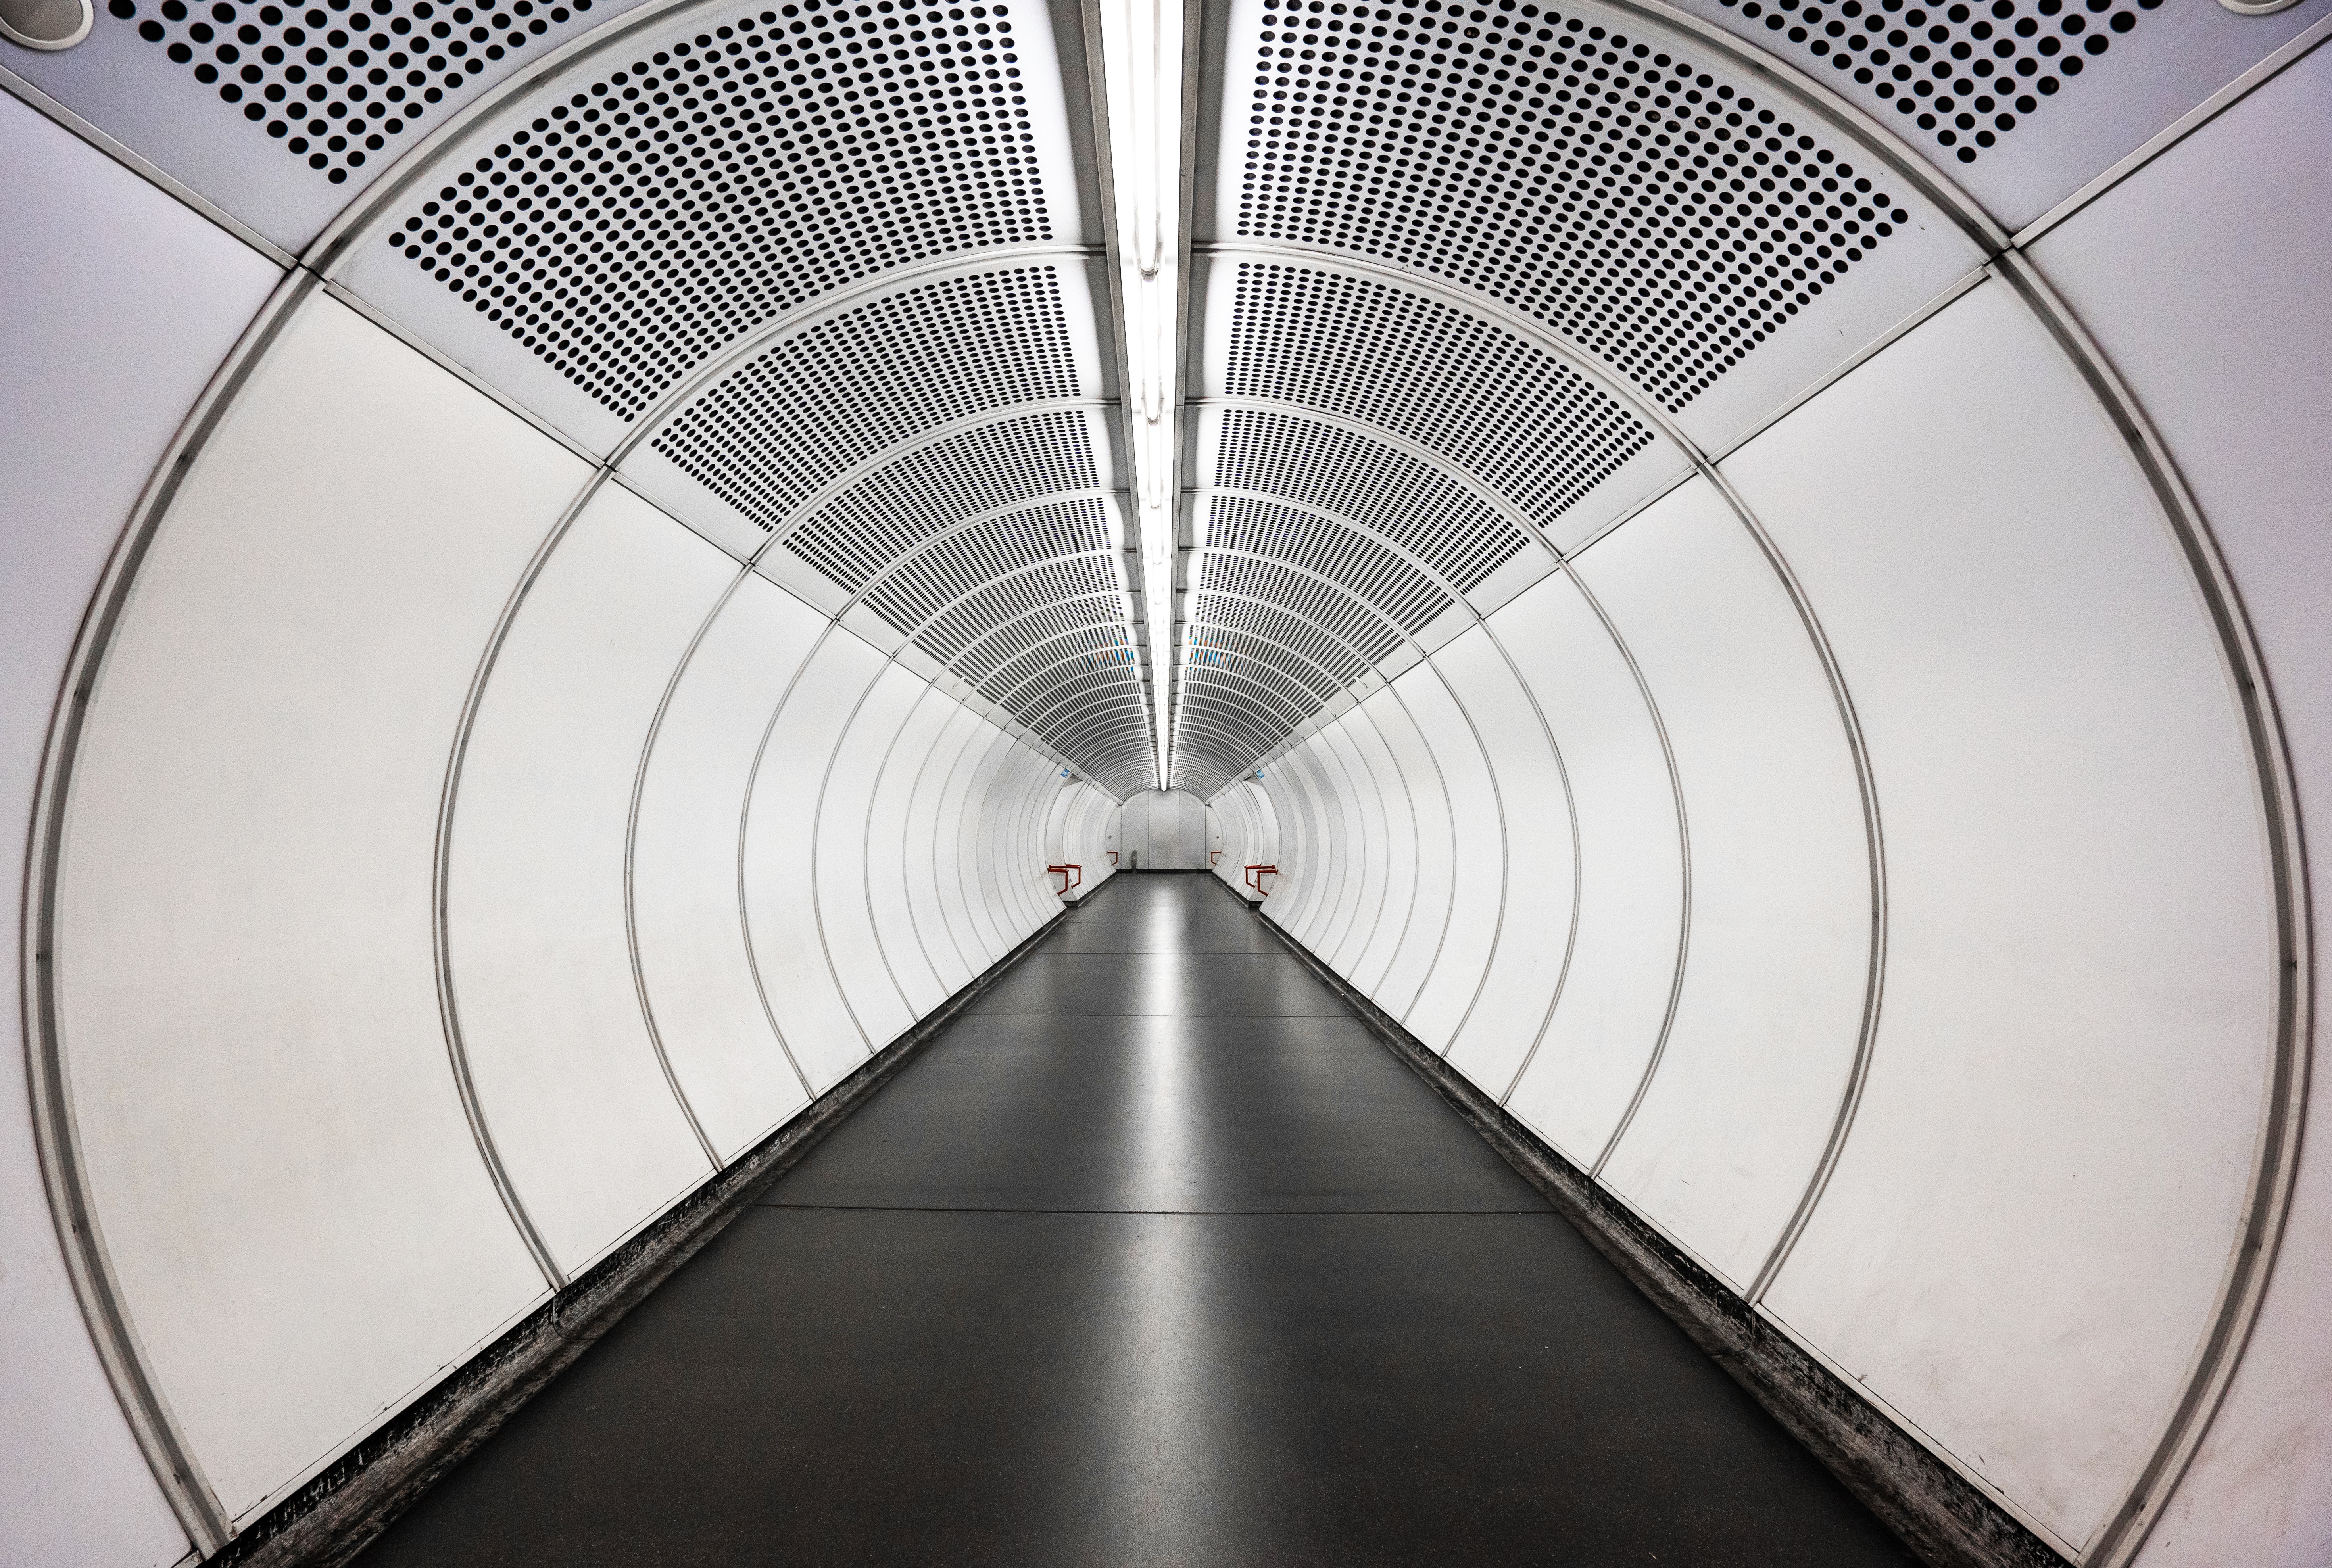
left=1384, top=661, right=1506, bottom=1051
left=906, top=702, right=992, bottom=988
left=813, top=660, right=935, bottom=1048
left=2029, top=62, right=2332, bottom=1556
left=868, top=687, right=964, bottom=1010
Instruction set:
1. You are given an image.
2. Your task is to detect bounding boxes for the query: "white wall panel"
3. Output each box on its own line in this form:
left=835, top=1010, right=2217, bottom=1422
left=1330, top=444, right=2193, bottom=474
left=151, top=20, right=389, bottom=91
left=1738, top=284, right=2280, bottom=1552
left=1364, top=689, right=1452, bottom=1021
left=2033, top=58, right=2332, bottom=1563
left=870, top=689, right=959, bottom=1012
left=1316, top=720, right=1389, bottom=974
left=1274, top=749, right=1335, bottom=947
left=1043, top=782, right=1076, bottom=867
left=1339, top=707, right=1418, bottom=998
left=1436, top=629, right=1578, bottom=1095
left=1116, top=787, right=1149, bottom=869
left=932, top=720, right=1005, bottom=973
left=742, top=632, right=890, bottom=1092
left=1210, top=781, right=1275, bottom=900
left=1176, top=788, right=1208, bottom=873
left=631, top=573, right=823, bottom=1160
left=1018, top=758, right=1067, bottom=915
left=952, top=727, right=1017, bottom=964
left=1296, top=745, right=1351, bottom=949
left=1, top=93, right=280, bottom=1568
left=1206, top=794, right=1238, bottom=891
left=1582, top=477, right=1869, bottom=1290
left=448, top=484, right=725, bottom=1272
left=1088, top=789, right=1122, bottom=888
left=50, top=296, right=571, bottom=1519
left=1050, top=784, right=1115, bottom=898
left=1494, top=572, right=1688, bottom=1165
left=1389, top=670, right=1502, bottom=1054
left=907, top=706, right=987, bottom=992
left=1256, top=765, right=1308, bottom=918
left=976, top=743, right=1043, bottom=940
left=1001, top=749, right=1050, bottom=929
left=814, top=664, right=928, bottom=1052
left=1308, top=733, right=1372, bottom=969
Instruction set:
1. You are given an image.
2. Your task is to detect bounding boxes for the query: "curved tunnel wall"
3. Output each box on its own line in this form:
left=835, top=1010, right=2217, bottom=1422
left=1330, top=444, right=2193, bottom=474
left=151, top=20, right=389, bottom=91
left=3, top=0, right=2330, bottom=1564
left=1204, top=104, right=2332, bottom=1568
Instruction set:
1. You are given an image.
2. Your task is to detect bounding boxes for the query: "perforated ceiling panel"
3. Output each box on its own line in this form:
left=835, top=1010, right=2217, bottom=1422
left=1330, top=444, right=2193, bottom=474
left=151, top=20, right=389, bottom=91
left=1173, top=491, right=1452, bottom=796
left=1214, top=408, right=1533, bottom=593
left=1220, top=261, right=1660, bottom=534
left=1233, top=0, right=1914, bottom=411
left=1667, top=0, right=2331, bottom=224
left=783, top=409, right=1097, bottom=583
left=1708, top=0, right=2161, bottom=165
left=651, top=267, right=1081, bottom=528
left=388, top=0, right=1059, bottom=419
left=5, top=0, right=655, bottom=244
left=115, top=0, right=609, bottom=186
left=860, top=495, right=1153, bottom=792
left=741, top=416, right=1152, bottom=793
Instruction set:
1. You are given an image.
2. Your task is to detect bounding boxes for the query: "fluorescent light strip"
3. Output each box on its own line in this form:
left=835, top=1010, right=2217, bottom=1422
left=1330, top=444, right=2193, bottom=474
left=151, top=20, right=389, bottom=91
left=1097, top=0, right=1183, bottom=790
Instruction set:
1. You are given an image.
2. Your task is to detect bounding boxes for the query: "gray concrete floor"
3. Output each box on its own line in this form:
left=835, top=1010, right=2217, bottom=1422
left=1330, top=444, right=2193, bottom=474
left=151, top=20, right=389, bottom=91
left=359, top=872, right=1913, bottom=1566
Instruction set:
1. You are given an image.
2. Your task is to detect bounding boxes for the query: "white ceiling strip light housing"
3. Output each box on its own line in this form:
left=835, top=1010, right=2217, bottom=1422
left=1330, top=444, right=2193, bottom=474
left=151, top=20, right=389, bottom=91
left=1096, top=0, right=1185, bottom=789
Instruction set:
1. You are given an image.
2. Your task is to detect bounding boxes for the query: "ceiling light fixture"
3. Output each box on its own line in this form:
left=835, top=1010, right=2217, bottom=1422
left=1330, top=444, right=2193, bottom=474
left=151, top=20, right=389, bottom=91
left=1098, top=0, right=1184, bottom=791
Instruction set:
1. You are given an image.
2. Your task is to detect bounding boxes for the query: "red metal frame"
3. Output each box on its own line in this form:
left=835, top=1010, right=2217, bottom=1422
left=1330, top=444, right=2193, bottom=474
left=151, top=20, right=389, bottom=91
left=1244, top=863, right=1278, bottom=895
left=1209, top=850, right=1222, bottom=866
left=1047, top=863, right=1082, bottom=896
left=1105, top=850, right=1118, bottom=866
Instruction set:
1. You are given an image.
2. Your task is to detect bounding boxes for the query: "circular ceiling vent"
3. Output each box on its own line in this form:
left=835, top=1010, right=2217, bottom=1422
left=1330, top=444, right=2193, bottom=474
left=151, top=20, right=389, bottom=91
left=1, top=0, right=92, bottom=48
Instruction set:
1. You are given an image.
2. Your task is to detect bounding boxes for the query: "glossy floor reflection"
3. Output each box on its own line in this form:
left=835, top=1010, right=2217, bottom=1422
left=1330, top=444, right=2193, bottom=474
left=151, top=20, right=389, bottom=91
left=359, top=873, right=1913, bottom=1567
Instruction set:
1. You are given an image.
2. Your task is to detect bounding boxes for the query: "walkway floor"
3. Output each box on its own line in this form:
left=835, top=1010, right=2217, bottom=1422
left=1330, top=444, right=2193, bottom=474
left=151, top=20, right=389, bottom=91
left=361, top=873, right=1912, bottom=1566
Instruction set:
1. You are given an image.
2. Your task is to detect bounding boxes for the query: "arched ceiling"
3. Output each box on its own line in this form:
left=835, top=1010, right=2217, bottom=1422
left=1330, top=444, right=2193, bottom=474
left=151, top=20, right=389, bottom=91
left=6, top=0, right=2315, bottom=800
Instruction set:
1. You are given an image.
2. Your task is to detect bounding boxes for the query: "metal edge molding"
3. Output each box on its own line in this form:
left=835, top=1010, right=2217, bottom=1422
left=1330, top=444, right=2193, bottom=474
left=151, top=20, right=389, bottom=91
left=427, top=470, right=608, bottom=1296
left=1991, top=250, right=2313, bottom=1568
left=192, top=898, right=1075, bottom=1568
left=17, top=267, right=326, bottom=1556
left=1223, top=876, right=2069, bottom=1568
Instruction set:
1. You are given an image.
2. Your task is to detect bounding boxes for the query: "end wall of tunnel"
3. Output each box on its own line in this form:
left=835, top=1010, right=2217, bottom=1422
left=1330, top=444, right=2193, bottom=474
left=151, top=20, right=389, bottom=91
left=3, top=0, right=2330, bottom=1564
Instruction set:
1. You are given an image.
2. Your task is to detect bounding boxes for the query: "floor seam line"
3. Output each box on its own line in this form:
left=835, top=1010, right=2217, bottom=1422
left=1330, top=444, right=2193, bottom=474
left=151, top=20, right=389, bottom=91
left=749, top=1204, right=1554, bottom=1215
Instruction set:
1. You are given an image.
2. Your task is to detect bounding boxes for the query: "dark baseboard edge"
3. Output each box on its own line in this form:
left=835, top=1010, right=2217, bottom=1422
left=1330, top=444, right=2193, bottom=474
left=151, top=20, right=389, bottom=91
left=209, top=903, right=1074, bottom=1568
left=1233, top=887, right=2068, bottom=1568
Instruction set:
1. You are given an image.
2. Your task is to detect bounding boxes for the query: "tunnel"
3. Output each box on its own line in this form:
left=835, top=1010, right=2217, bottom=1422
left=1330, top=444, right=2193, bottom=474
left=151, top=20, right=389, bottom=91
left=2, top=0, right=2328, bottom=1560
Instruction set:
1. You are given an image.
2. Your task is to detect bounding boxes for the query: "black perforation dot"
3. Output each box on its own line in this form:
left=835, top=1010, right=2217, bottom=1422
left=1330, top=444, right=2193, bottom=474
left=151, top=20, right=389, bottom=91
left=1239, top=0, right=1906, bottom=413
left=394, top=0, right=1049, bottom=420
left=114, top=0, right=596, bottom=183
left=1718, top=0, right=2160, bottom=163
